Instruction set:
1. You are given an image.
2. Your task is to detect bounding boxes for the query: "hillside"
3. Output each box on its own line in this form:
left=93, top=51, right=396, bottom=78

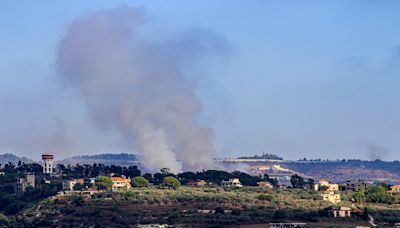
left=284, top=160, right=400, bottom=183
left=0, top=153, right=34, bottom=164
left=238, top=153, right=283, bottom=160
left=60, top=153, right=139, bottom=166
left=13, top=187, right=375, bottom=227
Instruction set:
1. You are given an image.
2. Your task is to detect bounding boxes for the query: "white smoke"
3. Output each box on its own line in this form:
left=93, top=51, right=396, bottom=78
left=57, top=7, right=225, bottom=173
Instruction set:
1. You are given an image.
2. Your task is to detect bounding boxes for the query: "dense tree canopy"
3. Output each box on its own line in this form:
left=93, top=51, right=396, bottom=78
left=163, top=176, right=181, bottom=189
left=95, top=176, right=113, bottom=190
left=132, top=176, right=149, bottom=188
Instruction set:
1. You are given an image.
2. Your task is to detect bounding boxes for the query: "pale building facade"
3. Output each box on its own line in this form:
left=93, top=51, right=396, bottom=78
left=221, top=178, right=243, bottom=187
left=42, top=154, right=54, bottom=175
left=111, top=177, right=131, bottom=191
left=321, top=190, right=341, bottom=203
left=63, top=179, right=85, bottom=191
left=15, top=174, right=35, bottom=192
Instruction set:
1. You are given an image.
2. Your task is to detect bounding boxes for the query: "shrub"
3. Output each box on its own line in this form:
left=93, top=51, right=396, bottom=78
left=257, top=194, right=273, bottom=201
left=215, top=207, right=225, bottom=214
left=0, top=213, right=9, bottom=227
left=273, top=209, right=288, bottom=219
left=95, top=176, right=113, bottom=190
left=163, top=176, right=181, bottom=190
left=132, top=176, right=149, bottom=188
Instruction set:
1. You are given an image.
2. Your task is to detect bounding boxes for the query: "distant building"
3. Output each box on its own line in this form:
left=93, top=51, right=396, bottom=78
left=268, top=172, right=292, bottom=187
left=314, top=179, right=339, bottom=191
left=111, top=177, right=131, bottom=191
left=63, top=179, right=85, bottom=191
left=42, top=154, right=54, bottom=175
left=331, top=207, right=351, bottom=218
left=15, top=174, right=35, bottom=192
left=59, top=188, right=105, bottom=199
left=221, top=178, right=243, bottom=187
left=269, top=223, right=306, bottom=228
left=187, top=180, right=206, bottom=187
left=321, top=190, right=341, bottom=203
left=387, top=185, right=400, bottom=195
left=341, top=180, right=371, bottom=191
left=257, top=181, right=273, bottom=188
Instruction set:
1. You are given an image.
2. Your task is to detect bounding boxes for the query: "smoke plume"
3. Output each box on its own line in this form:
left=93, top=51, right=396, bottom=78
left=367, top=141, right=390, bottom=161
left=57, top=7, right=222, bottom=173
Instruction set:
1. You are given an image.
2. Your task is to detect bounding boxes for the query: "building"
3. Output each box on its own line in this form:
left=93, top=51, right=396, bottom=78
left=269, top=223, right=306, bottom=228
left=58, top=188, right=105, bottom=199
left=63, top=179, right=85, bottom=191
left=321, top=189, right=341, bottom=203
left=268, top=172, right=292, bottom=187
left=221, top=178, right=243, bottom=187
left=15, top=174, right=35, bottom=192
left=314, top=179, right=339, bottom=191
left=341, top=180, right=371, bottom=191
left=387, top=185, right=400, bottom=195
left=332, top=207, right=351, bottom=218
left=42, top=154, right=54, bottom=175
left=0, top=172, right=4, bottom=176
left=257, top=181, right=273, bottom=188
left=111, top=177, right=131, bottom=191
left=187, top=180, right=206, bottom=187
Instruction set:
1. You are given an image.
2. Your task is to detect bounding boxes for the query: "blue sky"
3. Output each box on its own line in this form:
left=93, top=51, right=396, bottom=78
left=1, top=1, right=400, bottom=160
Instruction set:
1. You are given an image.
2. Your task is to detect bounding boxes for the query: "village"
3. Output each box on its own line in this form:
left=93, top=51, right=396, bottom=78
left=1, top=153, right=400, bottom=227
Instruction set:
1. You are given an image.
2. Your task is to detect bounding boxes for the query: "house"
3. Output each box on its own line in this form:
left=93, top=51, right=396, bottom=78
left=257, top=181, right=273, bottom=188
left=58, top=188, right=105, bottom=199
left=15, top=174, right=35, bottom=193
left=268, top=172, right=292, bottom=187
left=387, top=185, right=400, bottom=195
left=314, top=179, right=339, bottom=191
left=321, top=190, right=341, bottom=203
left=332, top=207, right=351, bottom=217
left=187, top=180, right=206, bottom=187
left=79, top=188, right=106, bottom=198
left=341, top=180, right=371, bottom=191
left=111, top=177, right=131, bottom=191
left=221, top=178, right=243, bottom=187
left=269, top=223, right=306, bottom=228
left=62, top=179, right=85, bottom=191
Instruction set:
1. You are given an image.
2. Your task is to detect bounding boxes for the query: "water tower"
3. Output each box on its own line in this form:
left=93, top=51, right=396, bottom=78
left=42, top=154, right=54, bottom=175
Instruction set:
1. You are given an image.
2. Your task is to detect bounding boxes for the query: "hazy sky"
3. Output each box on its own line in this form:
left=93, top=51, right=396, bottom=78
left=1, top=1, right=400, bottom=161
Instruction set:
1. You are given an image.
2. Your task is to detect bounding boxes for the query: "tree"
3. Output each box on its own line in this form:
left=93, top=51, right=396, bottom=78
left=143, top=173, right=153, bottom=183
left=231, top=171, right=261, bottom=186
left=0, top=213, right=9, bottom=227
left=95, top=176, right=113, bottom=190
left=365, top=185, right=394, bottom=203
left=306, top=178, right=315, bottom=190
left=127, top=166, right=141, bottom=178
left=273, top=209, right=288, bottom=219
left=353, top=191, right=366, bottom=205
left=163, top=176, right=181, bottom=189
left=132, top=176, right=149, bottom=188
left=290, top=174, right=305, bottom=188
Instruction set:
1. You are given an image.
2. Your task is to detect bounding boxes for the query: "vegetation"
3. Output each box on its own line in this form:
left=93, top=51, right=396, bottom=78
left=290, top=174, right=305, bottom=188
left=238, top=152, right=283, bottom=160
left=10, top=186, right=390, bottom=227
left=257, top=193, right=273, bottom=201
left=132, top=176, right=149, bottom=188
left=2, top=159, right=400, bottom=227
left=163, top=176, right=181, bottom=189
left=95, top=176, right=113, bottom=190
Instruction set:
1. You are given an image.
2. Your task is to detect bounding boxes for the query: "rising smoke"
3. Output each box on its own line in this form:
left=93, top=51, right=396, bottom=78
left=57, top=7, right=223, bottom=173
